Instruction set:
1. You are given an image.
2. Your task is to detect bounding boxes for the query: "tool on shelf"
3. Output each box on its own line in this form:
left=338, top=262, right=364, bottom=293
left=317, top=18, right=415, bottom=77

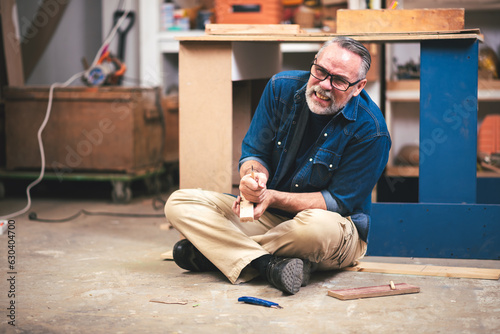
left=82, top=50, right=126, bottom=86
left=82, top=10, right=134, bottom=86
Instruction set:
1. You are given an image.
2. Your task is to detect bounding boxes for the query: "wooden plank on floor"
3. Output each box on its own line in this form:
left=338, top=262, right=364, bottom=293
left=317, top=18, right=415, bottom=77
left=328, top=283, right=420, bottom=300
left=345, top=262, right=500, bottom=280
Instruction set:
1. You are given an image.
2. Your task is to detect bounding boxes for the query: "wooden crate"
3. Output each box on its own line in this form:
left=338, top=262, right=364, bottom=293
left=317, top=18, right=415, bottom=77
left=161, top=93, right=179, bottom=163
left=4, top=86, right=165, bottom=173
left=214, top=0, right=282, bottom=24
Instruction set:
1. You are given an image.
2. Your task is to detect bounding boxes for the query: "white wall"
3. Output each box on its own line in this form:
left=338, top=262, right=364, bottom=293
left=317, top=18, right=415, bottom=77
left=17, top=0, right=141, bottom=87
left=17, top=0, right=103, bottom=85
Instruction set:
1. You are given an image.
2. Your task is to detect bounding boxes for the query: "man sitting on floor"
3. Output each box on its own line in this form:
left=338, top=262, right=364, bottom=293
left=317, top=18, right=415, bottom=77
left=165, top=37, right=391, bottom=294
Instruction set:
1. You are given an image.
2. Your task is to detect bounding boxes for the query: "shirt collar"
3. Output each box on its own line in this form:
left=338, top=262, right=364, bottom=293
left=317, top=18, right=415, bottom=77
left=339, top=93, right=360, bottom=122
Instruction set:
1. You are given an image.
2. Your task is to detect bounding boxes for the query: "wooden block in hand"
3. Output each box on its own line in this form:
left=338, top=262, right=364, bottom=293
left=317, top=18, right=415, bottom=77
left=239, top=195, right=254, bottom=222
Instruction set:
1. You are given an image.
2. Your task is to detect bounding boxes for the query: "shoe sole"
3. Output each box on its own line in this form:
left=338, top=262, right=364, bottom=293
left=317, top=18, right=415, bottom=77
left=280, top=259, right=303, bottom=295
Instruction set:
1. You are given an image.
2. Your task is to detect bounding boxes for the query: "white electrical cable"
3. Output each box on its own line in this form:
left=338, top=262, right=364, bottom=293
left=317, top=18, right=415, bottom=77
left=1, top=2, right=132, bottom=220
left=0, top=71, right=84, bottom=220
left=89, top=7, right=130, bottom=68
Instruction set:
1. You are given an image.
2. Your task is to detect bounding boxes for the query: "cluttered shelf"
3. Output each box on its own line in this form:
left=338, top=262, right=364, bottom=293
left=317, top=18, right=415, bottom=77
left=386, top=79, right=500, bottom=101
left=386, top=78, right=500, bottom=179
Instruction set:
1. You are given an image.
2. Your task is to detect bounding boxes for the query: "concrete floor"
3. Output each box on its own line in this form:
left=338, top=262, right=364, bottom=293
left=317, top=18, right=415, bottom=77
left=0, top=186, right=499, bottom=334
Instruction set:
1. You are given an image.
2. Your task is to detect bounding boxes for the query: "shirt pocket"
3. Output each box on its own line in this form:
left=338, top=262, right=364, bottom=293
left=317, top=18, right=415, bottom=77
left=309, top=148, right=341, bottom=188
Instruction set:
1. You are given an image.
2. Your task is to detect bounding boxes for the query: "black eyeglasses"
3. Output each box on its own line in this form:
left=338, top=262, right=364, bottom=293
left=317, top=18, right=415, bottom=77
left=310, top=60, right=363, bottom=92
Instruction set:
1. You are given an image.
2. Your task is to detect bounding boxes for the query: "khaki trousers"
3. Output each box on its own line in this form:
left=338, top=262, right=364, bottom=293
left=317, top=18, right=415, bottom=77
left=164, top=188, right=367, bottom=284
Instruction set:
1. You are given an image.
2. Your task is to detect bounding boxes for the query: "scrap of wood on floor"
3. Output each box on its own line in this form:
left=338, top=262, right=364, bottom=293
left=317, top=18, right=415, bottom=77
left=159, top=223, right=173, bottom=230
left=328, top=283, right=420, bottom=301
left=161, top=250, right=174, bottom=260
left=150, top=296, right=198, bottom=305
left=344, top=261, right=500, bottom=280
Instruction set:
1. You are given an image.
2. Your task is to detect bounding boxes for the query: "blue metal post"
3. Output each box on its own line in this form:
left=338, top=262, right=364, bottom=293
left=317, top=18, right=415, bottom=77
left=419, top=40, right=478, bottom=204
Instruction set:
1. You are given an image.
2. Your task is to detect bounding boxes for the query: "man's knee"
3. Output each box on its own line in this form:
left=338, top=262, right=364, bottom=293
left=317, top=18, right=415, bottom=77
left=293, top=209, right=345, bottom=243
left=165, top=189, right=182, bottom=216
left=164, top=189, right=199, bottom=226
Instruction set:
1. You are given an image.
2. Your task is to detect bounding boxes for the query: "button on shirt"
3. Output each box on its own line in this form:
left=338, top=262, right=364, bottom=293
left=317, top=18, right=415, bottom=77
left=280, top=111, right=333, bottom=192
left=239, top=71, right=391, bottom=242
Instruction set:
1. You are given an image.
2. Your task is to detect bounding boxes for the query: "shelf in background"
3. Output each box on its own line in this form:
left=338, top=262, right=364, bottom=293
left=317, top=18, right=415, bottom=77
left=386, top=80, right=420, bottom=101
left=158, top=30, right=205, bottom=53
left=386, top=165, right=500, bottom=178
left=387, top=79, right=500, bottom=101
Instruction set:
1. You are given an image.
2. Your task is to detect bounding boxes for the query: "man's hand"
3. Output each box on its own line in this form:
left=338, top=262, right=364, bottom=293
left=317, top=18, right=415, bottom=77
left=232, top=167, right=270, bottom=220
left=239, top=171, right=267, bottom=203
left=233, top=160, right=326, bottom=220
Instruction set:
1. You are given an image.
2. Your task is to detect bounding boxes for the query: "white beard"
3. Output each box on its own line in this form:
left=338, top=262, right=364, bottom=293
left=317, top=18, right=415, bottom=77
left=305, top=85, right=348, bottom=115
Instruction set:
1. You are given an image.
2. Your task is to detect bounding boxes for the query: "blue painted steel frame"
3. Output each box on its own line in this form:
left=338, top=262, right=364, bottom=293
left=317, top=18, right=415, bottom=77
left=419, top=40, right=478, bottom=204
left=369, top=203, right=500, bottom=259
left=370, top=39, right=500, bottom=260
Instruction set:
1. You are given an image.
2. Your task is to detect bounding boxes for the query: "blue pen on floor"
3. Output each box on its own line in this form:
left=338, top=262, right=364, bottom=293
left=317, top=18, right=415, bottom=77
left=238, top=296, right=283, bottom=309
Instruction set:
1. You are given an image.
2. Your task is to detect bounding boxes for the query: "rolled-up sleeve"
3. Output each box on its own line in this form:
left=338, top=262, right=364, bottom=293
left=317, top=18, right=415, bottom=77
left=325, top=133, right=391, bottom=216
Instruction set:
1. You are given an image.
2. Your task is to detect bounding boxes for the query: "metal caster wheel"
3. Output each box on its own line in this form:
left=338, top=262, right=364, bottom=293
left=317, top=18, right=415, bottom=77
left=144, top=176, right=162, bottom=195
left=111, top=180, right=132, bottom=203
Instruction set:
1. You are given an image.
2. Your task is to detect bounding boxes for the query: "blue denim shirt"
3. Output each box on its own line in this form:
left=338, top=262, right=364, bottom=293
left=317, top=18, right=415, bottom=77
left=239, top=71, right=391, bottom=242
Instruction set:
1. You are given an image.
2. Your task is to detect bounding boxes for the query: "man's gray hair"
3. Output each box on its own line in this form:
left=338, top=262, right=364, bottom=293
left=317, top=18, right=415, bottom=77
left=317, top=37, right=371, bottom=80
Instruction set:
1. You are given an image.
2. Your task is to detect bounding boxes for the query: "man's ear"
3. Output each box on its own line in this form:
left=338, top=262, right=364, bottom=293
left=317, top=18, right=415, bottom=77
left=352, top=79, right=367, bottom=97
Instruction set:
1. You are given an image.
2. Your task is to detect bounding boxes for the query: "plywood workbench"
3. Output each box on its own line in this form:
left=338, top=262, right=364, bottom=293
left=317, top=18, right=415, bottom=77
left=176, top=30, right=500, bottom=260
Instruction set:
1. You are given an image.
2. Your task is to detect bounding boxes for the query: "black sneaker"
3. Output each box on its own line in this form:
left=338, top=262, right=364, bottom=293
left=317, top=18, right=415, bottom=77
left=266, top=257, right=306, bottom=295
left=172, top=239, right=218, bottom=272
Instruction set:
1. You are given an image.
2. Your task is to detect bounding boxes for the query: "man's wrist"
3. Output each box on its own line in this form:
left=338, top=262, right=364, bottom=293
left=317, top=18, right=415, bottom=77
left=242, top=162, right=259, bottom=177
left=240, top=160, right=269, bottom=181
left=244, top=167, right=254, bottom=176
